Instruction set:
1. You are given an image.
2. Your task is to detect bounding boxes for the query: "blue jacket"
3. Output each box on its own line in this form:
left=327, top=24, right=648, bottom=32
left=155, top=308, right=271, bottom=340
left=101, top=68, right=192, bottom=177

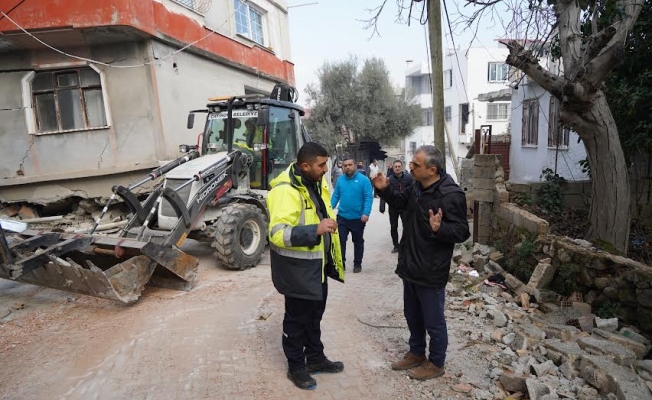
left=331, top=172, right=373, bottom=220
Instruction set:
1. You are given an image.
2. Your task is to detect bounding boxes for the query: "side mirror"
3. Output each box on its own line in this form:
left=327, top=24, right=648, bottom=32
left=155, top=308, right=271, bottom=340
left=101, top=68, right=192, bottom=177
left=256, top=108, right=269, bottom=127
left=187, top=113, right=195, bottom=129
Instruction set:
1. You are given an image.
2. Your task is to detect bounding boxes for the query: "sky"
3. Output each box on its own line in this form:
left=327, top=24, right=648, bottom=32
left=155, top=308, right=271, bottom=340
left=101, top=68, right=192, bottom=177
left=287, top=0, right=509, bottom=106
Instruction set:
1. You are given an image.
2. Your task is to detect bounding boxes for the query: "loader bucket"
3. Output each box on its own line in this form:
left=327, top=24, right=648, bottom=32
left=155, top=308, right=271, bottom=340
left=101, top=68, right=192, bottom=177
left=0, top=227, right=199, bottom=304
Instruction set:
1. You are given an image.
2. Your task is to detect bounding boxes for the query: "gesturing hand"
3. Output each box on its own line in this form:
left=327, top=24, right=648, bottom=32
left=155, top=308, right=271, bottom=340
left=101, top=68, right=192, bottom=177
left=317, top=218, right=338, bottom=235
left=372, top=174, right=389, bottom=190
left=361, top=215, right=369, bottom=223
left=429, top=208, right=442, bottom=233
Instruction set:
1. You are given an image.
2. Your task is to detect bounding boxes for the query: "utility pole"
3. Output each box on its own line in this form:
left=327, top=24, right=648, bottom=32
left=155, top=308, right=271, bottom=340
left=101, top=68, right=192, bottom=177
left=428, top=0, right=446, bottom=158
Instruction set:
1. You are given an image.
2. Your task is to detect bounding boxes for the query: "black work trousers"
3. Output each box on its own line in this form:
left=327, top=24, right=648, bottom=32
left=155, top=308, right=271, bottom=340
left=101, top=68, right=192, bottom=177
left=282, top=282, right=328, bottom=372
left=389, top=207, right=405, bottom=247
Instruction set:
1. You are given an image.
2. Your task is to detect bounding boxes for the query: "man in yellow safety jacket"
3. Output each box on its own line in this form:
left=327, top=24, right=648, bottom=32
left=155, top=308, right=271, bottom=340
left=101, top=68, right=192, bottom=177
left=266, top=142, right=345, bottom=391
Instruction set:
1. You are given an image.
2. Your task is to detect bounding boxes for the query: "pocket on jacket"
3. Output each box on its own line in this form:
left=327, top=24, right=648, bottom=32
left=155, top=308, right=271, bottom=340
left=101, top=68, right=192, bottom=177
left=271, top=255, right=323, bottom=299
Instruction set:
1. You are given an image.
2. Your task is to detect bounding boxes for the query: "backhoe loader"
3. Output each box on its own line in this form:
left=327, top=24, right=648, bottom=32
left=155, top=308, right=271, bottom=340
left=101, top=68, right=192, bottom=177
left=0, top=84, right=307, bottom=303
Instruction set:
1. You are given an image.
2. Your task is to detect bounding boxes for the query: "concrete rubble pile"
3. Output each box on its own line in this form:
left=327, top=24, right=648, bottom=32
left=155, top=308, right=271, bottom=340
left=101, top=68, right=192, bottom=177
left=446, top=242, right=652, bottom=400
left=1, top=199, right=127, bottom=234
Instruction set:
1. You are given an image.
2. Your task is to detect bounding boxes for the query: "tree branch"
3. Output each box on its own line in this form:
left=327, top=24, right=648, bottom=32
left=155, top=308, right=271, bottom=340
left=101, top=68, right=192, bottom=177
left=555, top=0, right=583, bottom=75
left=504, top=40, right=567, bottom=99
left=584, top=42, right=625, bottom=89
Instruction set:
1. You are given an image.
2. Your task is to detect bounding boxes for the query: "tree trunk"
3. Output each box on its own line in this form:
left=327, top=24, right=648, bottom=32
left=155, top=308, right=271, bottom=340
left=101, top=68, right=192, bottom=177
left=562, top=92, right=630, bottom=253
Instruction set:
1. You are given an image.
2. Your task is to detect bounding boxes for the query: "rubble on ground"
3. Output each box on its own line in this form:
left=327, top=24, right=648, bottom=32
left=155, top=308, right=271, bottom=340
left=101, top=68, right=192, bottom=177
left=445, top=241, right=652, bottom=400
left=0, top=199, right=128, bottom=234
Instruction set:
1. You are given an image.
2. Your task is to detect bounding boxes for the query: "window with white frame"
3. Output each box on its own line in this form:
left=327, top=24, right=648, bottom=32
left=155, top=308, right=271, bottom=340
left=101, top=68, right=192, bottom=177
left=521, top=99, right=539, bottom=146
left=31, top=67, right=107, bottom=133
left=488, top=62, right=509, bottom=82
left=548, top=97, right=570, bottom=148
left=444, top=106, right=452, bottom=122
left=443, top=69, right=452, bottom=88
left=234, top=0, right=264, bottom=45
left=486, top=103, right=509, bottom=121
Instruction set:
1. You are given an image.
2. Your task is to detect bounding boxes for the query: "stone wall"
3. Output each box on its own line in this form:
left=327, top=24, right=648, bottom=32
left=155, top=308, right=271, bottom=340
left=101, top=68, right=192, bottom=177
left=508, top=179, right=652, bottom=223
left=471, top=154, right=652, bottom=334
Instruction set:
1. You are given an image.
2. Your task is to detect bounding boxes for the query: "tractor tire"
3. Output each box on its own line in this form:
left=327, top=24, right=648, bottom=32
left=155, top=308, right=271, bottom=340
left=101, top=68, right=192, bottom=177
left=213, top=203, right=267, bottom=270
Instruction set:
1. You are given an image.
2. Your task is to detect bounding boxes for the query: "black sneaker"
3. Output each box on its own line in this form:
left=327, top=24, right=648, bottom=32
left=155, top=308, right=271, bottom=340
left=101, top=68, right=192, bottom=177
left=391, top=246, right=399, bottom=253
left=307, top=359, right=344, bottom=374
left=353, top=265, right=361, bottom=273
left=287, top=368, right=317, bottom=390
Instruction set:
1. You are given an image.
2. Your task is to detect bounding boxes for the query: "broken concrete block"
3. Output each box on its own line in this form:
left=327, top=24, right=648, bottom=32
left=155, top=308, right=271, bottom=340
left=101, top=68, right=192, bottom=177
left=453, top=248, right=464, bottom=262
left=527, top=262, right=556, bottom=290
left=472, top=243, right=492, bottom=256
left=572, top=302, right=592, bottom=315
left=499, top=372, right=530, bottom=393
left=595, top=317, right=619, bottom=332
left=619, top=327, right=651, bottom=347
left=526, top=378, right=554, bottom=400
left=502, top=332, right=515, bottom=346
left=533, top=289, right=561, bottom=304
left=592, top=329, right=648, bottom=360
left=489, top=309, right=508, bottom=328
left=636, top=360, right=652, bottom=381
left=577, top=336, right=637, bottom=367
left=539, top=303, right=561, bottom=313
left=505, top=273, right=528, bottom=295
left=580, top=355, right=652, bottom=400
left=559, top=361, right=577, bottom=380
left=544, top=324, right=581, bottom=341
left=489, top=251, right=504, bottom=262
left=515, top=322, right=546, bottom=343
left=542, top=339, right=586, bottom=369
left=491, top=329, right=503, bottom=342
left=473, top=254, right=488, bottom=270
left=577, top=387, right=599, bottom=400
left=530, top=360, right=557, bottom=377
left=451, top=383, right=473, bottom=394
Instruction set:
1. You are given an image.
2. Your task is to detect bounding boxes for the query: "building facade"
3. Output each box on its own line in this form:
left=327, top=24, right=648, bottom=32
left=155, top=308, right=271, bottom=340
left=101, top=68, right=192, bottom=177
left=403, top=44, right=512, bottom=180
left=0, top=0, right=295, bottom=204
left=508, top=75, right=588, bottom=183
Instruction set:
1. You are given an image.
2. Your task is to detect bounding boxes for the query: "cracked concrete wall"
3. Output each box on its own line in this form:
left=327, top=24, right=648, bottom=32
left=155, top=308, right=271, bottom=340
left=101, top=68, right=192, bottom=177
left=151, top=40, right=278, bottom=159
left=0, top=41, right=163, bottom=203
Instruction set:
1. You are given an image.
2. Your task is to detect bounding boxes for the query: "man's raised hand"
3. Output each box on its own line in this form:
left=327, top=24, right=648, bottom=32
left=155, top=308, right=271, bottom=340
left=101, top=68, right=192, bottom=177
left=372, top=174, right=389, bottom=190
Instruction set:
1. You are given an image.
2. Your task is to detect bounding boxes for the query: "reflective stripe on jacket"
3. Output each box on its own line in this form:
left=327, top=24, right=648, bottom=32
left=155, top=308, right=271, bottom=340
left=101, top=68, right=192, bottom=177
left=266, top=164, right=345, bottom=300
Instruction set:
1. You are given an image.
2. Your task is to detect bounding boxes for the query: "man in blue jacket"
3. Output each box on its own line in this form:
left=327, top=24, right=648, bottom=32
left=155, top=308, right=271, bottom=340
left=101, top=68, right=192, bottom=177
left=331, top=156, right=374, bottom=273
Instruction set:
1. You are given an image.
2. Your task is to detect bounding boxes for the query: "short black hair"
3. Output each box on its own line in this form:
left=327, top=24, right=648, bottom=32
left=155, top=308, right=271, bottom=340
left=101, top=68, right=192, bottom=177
left=393, top=159, right=403, bottom=166
left=297, top=142, right=329, bottom=164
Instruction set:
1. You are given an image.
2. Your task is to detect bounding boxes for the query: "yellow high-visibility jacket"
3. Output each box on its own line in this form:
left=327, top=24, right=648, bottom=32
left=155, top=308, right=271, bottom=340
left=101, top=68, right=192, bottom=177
left=267, top=164, right=344, bottom=300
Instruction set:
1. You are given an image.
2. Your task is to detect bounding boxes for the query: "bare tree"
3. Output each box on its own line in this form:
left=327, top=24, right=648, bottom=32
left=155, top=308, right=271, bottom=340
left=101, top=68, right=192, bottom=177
left=366, top=0, right=644, bottom=253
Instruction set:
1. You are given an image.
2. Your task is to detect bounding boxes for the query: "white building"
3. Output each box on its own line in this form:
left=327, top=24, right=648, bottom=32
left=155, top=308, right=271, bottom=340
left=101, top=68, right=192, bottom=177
left=508, top=56, right=588, bottom=183
left=403, top=43, right=512, bottom=179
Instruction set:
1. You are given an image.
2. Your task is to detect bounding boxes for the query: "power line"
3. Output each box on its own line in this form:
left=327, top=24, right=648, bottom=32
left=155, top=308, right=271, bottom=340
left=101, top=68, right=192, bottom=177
left=0, top=2, right=244, bottom=69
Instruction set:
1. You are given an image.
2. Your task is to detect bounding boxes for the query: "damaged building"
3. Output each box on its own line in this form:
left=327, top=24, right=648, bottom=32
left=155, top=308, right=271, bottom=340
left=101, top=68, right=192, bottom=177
left=0, top=0, right=295, bottom=208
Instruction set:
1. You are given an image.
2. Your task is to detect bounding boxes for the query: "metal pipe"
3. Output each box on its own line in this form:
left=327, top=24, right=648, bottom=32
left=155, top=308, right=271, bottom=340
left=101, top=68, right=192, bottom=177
left=18, top=216, right=64, bottom=223
left=90, top=152, right=199, bottom=234
left=76, top=220, right=128, bottom=234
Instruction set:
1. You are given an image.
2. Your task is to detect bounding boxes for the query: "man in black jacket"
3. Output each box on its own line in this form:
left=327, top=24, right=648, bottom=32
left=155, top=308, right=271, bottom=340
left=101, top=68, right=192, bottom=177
left=380, top=160, right=413, bottom=253
left=372, top=145, right=470, bottom=381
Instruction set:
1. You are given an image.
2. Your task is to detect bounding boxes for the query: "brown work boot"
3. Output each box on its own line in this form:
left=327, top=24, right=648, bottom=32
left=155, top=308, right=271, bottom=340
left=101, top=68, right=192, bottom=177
left=407, top=361, right=445, bottom=380
left=391, top=352, right=426, bottom=370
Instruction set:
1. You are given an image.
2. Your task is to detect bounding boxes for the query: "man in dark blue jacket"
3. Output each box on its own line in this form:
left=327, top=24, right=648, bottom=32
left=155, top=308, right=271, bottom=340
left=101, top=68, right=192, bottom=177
left=373, top=145, right=470, bottom=381
left=331, top=156, right=374, bottom=273
left=380, top=160, right=413, bottom=253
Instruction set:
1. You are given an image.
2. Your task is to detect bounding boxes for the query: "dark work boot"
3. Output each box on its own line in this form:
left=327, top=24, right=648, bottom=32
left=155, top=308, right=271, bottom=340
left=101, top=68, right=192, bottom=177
left=287, top=368, right=317, bottom=390
left=391, top=246, right=399, bottom=253
left=307, top=358, right=344, bottom=374
left=353, top=264, right=362, bottom=273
